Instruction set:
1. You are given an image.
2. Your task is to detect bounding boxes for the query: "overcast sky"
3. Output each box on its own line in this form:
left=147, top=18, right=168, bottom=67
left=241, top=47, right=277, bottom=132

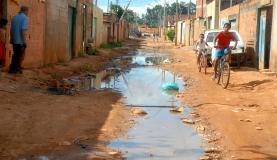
left=98, top=0, right=196, bottom=16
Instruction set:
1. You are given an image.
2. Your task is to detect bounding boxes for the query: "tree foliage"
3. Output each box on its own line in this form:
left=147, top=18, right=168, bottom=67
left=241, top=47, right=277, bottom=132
left=111, top=4, right=139, bottom=23
left=144, top=2, right=196, bottom=27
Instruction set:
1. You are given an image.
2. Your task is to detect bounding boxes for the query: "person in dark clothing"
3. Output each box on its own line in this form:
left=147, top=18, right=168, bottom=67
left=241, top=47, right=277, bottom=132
left=9, top=6, right=29, bottom=74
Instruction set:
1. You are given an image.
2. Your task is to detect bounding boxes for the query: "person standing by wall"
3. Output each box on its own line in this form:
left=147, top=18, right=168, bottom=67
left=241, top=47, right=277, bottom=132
left=9, top=6, right=29, bottom=74
left=0, top=18, right=8, bottom=76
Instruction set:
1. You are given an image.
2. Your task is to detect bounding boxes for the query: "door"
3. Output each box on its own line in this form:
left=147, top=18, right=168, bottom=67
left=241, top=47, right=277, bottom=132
left=258, top=8, right=272, bottom=70
left=68, top=6, right=76, bottom=59
left=258, top=11, right=266, bottom=69
left=180, top=22, right=183, bottom=45
left=81, top=4, right=87, bottom=50
left=0, top=0, right=7, bottom=19
left=0, top=0, right=3, bottom=19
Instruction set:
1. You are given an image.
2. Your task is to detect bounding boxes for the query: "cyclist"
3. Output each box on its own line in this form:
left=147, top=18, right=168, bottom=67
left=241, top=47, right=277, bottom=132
left=195, top=33, right=209, bottom=65
left=213, top=23, right=237, bottom=80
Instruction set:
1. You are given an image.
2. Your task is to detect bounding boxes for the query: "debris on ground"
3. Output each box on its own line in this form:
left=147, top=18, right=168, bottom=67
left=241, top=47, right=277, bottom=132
left=131, top=108, right=147, bottom=117
left=200, top=155, right=211, bottom=160
left=256, top=127, right=263, bottom=130
left=74, top=140, right=89, bottom=149
left=170, top=106, right=184, bottom=113
left=59, top=141, right=71, bottom=146
left=181, top=118, right=195, bottom=124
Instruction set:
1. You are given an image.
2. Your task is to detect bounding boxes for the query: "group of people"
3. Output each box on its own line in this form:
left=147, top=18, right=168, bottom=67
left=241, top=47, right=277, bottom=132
left=195, top=23, right=238, bottom=79
left=0, top=6, right=29, bottom=75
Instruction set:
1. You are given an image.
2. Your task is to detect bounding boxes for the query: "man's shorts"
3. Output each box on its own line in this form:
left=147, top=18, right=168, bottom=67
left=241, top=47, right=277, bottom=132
left=215, top=48, right=230, bottom=58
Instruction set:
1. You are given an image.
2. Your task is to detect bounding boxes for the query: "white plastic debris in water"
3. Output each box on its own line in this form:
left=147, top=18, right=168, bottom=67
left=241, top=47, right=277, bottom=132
left=163, top=58, right=171, bottom=64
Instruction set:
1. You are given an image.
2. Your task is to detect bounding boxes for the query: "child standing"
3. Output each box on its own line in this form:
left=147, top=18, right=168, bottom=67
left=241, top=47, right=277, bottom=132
left=0, top=18, right=8, bottom=75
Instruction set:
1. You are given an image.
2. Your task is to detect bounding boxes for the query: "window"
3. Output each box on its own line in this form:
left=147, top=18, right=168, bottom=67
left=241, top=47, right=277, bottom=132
left=220, top=0, right=245, bottom=11
left=206, top=32, right=218, bottom=42
left=229, top=19, right=237, bottom=28
left=207, top=17, right=212, bottom=29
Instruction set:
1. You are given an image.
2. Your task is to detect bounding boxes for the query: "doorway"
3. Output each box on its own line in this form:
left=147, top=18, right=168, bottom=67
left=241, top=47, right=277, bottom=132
left=257, top=6, right=273, bottom=70
left=81, top=4, right=87, bottom=50
left=0, top=0, right=7, bottom=19
left=68, top=6, right=76, bottom=59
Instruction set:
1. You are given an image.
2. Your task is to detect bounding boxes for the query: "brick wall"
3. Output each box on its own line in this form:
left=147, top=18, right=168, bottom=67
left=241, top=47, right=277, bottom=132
left=44, top=0, right=94, bottom=64
left=6, top=0, right=45, bottom=68
left=196, top=0, right=207, bottom=18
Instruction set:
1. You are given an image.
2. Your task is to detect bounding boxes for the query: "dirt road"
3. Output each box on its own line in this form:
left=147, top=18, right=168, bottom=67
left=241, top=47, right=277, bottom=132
left=149, top=40, right=277, bottom=160
left=0, top=38, right=276, bottom=160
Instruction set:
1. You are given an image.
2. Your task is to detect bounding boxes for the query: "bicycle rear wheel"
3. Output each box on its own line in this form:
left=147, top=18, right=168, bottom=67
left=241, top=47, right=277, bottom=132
left=203, top=55, right=207, bottom=74
left=216, top=63, right=221, bottom=84
left=198, top=54, right=203, bottom=72
left=221, top=62, right=230, bottom=89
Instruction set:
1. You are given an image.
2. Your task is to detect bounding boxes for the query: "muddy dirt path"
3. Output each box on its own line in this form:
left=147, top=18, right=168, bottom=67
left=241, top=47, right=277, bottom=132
left=147, top=39, right=277, bottom=160
left=0, top=40, right=142, bottom=160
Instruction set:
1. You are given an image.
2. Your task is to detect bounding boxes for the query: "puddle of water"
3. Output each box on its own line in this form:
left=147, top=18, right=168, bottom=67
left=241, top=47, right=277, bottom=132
left=42, top=51, right=204, bottom=160
left=106, top=51, right=204, bottom=159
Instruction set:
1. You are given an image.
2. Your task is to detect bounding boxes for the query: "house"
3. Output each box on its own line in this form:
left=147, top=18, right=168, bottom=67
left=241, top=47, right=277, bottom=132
left=219, top=0, right=273, bottom=70
left=0, top=0, right=129, bottom=69
left=102, top=13, right=116, bottom=44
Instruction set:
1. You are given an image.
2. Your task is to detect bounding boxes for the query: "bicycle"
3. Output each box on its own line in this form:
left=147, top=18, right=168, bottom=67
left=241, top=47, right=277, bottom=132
left=214, top=48, right=232, bottom=89
left=198, top=48, right=212, bottom=74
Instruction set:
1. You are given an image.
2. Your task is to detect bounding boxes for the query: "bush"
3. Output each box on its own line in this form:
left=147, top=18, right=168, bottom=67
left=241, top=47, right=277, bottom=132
left=166, top=29, right=175, bottom=42
left=100, top=42, right=123, bottom=49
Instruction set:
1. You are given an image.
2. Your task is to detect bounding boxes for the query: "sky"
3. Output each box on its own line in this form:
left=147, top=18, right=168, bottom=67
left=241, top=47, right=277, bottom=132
left=98, top=0, right=196, bottom=16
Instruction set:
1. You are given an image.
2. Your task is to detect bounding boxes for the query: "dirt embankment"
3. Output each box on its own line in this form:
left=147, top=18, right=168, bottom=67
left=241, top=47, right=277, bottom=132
left=149, top=39, right=277, bottom=160
left=0, top=39, right=142, bottom=160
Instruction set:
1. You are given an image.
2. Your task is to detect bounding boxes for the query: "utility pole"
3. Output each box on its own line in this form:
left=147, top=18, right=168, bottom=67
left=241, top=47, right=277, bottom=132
left=107, top=0, right=110, bottom=12
left=163, top=0, right=166, bottom=40
left=188, top=0, right=192, bottom=46
left=119, top=0, right=132, bottom=20
left=175, top=0, right=179, bottom=45
left=188, top=0, right=191, bottom=19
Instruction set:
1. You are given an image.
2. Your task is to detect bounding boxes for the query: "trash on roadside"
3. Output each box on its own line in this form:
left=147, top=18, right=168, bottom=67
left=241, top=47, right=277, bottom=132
left=74, top=140, right=89, bottom=149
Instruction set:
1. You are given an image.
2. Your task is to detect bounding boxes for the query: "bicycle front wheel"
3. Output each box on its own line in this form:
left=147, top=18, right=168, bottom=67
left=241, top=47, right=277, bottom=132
left=221, top=62, right=230, bottom=89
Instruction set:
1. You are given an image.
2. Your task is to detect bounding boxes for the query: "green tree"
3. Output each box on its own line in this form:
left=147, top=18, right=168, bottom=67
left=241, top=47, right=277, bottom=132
left=144, top=2, right=196, bottom=27
left=166, top=29, right=175, bottom=42
left=111, top=4, right=138, bottom=23
left=111, top=4, right=124, bottom=21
